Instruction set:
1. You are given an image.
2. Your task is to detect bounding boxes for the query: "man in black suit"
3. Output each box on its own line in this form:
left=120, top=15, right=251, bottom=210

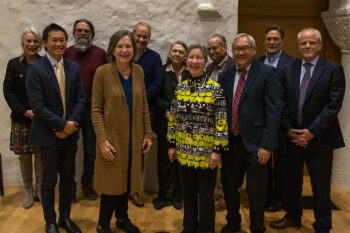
left=270, top=28, right=345, bottom=233
left=219, top=33, right=281, bottom=233
left=257, top=25, right=295, bottom=212
left=26, top=23, right=85, bottom=233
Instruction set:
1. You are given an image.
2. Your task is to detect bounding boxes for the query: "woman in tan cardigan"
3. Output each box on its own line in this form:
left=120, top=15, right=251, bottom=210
left=92, top=30, right=152, bottom=233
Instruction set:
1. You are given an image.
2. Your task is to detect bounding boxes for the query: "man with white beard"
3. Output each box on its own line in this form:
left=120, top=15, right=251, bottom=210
left=64, top=19, right=107, bottom=202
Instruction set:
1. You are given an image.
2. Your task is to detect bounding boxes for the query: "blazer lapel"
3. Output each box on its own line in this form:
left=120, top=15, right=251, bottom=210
left=304, top=59, right=325, bottom=101
left=293, top=59, right=302, bottom=100
left=240, top=60, right=258, bottom=103
left=43, top=56, right=62, bottom=102
left=63, top=60, right=71, bottom=104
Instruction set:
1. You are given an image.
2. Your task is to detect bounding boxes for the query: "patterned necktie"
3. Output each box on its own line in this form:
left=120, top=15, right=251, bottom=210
left=55, top=62, right=66, bottom=119
left=297, top=63, right=312, bottom=125
left=232, top=69, right=247, bottom=136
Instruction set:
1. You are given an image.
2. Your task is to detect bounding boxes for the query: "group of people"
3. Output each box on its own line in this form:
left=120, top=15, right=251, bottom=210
left=3, top=18, right=345, bottom=233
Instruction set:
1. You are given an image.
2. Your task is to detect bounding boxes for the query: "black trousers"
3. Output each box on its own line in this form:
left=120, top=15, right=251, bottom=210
left=98, top=193, right=129, bottom=228
left=157, top=130, right=182, bottom=199
left=222, top=136, right=268, bottom=233
left=180, top=165, right=217, bottom=233
left=283, top=144, right=333, bottom=233
left=40, top=142, right=77, bottom=224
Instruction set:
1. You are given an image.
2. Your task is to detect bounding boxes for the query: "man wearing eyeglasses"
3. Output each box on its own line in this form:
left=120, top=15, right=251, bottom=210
left=64, top=19, right=107, bottom=202
left=218, top=33, right=281, bottom=233
left=257, top=25, right=295, bottom=213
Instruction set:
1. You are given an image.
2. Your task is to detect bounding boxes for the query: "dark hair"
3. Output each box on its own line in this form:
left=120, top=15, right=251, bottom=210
left=42, top=23, right=68, bottom=42
left=73, top=19, right=95, bottom=39
left=107, top=30, right=137, bottom=64
left=166, top=40, right=188, bottom=65
left=264, top=25, right=284, bottom=39
left=207, top=33, right=227, bottom=47
left=187, top=44, right=208, bottom=61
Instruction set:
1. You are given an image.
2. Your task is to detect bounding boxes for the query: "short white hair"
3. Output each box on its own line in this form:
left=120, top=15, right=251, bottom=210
left=232, top=33, right=256, bottom=47
left=297, top=28, right=322, bottom=42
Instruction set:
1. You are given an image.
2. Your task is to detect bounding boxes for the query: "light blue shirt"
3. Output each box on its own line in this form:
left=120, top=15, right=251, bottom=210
left=300, top=55, right=319, bottom=85
left=46, top=53, right=65, bottom=77
left=264, top=50, right=282, bottom=68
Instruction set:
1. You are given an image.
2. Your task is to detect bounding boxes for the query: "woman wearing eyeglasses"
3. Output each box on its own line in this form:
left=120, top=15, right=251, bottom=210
left=167, top=44, right=228, bottom=233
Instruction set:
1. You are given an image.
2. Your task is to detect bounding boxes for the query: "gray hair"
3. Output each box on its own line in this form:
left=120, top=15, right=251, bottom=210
left=297, top=28, right=322, bottom=42
left=20, top=26, right=42, bottom=65
left=207, top=33, right=227, bottom=47
left=132, top=21, right=151, bottom=38
left=232, top=33, right=256, bottom=47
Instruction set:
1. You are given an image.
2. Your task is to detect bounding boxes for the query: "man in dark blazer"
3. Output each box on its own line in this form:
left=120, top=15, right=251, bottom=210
left=270, top=28, right=345, bottom=233
left=26, top=23, right=85, bottom=233
left=218, top=33, right=281, bottom=233
left=257, top=25, right=295, bottom=212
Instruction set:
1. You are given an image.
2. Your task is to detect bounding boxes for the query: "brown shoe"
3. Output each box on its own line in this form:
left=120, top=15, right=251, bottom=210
left=270, top=217, right=301, bottom=229
left=129, top=193, right=144, bottom=207
left=214, top=193, right=223, bottom=201
left=215, top=197, right=226, bottom=211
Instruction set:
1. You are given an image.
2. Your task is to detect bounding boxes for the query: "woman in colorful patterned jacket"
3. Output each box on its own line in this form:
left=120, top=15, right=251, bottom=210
left=167, top=44, right=228, bottom=233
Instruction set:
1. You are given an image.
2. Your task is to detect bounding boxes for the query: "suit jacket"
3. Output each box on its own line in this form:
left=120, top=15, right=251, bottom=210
left=3, top=56, right=41, bottom=123
left=280, top=58, right=345, bottom=152
left=26, top=55, right=85, bottom=146
left=257, top=52, right=294, bottom=75
left=218, top=60, right=281, bottom=152
left=206, top=55, right=235, bottom=78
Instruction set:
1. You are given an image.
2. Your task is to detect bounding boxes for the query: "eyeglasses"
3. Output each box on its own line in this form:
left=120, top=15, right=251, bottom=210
left=233, top=46, right=253, bottom=53
left=75, top=29, right=91, bottom=34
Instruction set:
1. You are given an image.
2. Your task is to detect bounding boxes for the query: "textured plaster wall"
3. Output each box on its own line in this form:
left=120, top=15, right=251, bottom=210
left=0, top=0, right=238, bottom=186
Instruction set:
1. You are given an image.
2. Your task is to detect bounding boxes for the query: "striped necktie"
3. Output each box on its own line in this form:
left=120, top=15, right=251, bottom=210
left=55, top=62, right=66, bottom=119
left=297, top=63, right=311, bottom=125
left=232, top=69, right=247, bottom=136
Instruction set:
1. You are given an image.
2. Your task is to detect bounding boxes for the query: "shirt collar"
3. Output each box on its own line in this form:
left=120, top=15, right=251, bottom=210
left=46, top=53, right=64, bottom=67
left=215, top=54, right=229, bottom=68
left=302, top=55, right=319, bottom=67
left=266, top=50, right=282, bottom=62
left=236, top=63, right=252, bottom=74
left=166, top=64, right=186, bottom=73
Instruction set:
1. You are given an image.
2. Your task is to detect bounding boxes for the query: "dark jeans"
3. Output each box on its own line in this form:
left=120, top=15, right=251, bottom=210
left=98, top=193, right=129, bottom=228
left=180, top=165, right=217, bottom=233
left=73, top=105, right=96, bottom=193
left=40, top=142, right=77, bottom=224
left=222, top=136, right=268, bottom=233
left=283, top=144, right=333, bottom=233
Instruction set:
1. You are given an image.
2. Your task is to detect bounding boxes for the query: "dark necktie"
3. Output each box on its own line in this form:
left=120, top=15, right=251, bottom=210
left=232, top=69, right=247, bottom=136
left=298, top=63, right=312, bottom=125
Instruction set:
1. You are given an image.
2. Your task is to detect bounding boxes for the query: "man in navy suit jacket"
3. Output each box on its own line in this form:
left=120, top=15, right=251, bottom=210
left=270, top=28, right=345, bottom=233
left=26, top=23, right=85, bottom=233
left=257, top=25, right=295, bottom=212
left=218, top=33, right=281, bottom=233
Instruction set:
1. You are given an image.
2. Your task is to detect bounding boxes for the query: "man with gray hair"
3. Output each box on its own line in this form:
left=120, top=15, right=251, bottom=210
left=64, top=19, right=107, bottom=202
left=206, top=33, right=235, bottom=82
left=218, top=33, right=281, bottom=233
left=270, top=28, right=345, bottom=233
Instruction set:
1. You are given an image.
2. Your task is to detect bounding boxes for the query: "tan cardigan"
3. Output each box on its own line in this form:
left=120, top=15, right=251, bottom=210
left=92, top=62, right=152, bottom=195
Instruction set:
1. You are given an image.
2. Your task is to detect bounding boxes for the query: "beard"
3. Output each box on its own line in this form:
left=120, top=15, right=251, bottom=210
left=74, top=36, right=92, bottom=53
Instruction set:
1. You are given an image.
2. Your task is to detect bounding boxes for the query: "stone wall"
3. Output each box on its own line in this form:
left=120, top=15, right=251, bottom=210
left=0, top=0, right=238, bottom=186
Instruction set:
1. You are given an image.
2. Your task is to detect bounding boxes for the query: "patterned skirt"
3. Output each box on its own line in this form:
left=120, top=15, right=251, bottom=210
left=10, top=121, right=39, bottom=155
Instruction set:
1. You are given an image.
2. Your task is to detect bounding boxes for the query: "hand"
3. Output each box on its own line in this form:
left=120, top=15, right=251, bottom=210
left=287, top=129, right=299, bottom=140
left=168, top=148, right=177, bottom=162
left=257, top=148, right=271, bottom=164
left=209, top=152, right=221, bottom=170
left=291, top=129, right=315, bottom=148
left=165, top=110, right=170, bottom=120
left=99, top=140, right=116, bottom=161
left=64, top=121, right=79, bottom=135
left=142, top=138, right=152, bottom=153
left=55, top=131, right=68, bottom=139
left=24, top=110, right=34, bottom=119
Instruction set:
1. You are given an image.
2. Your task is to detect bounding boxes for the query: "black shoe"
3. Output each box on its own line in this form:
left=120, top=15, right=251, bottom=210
left=96, top=225, right=113, bottom=233
left=220, top=223, right=240, bottom=233
left=58, top=218, right=82, bottom=233
left=82, top=184, right=98, bottom=200
left=171, top=199, right=183, bottom=210
left=116, top=219, right=140, bottom=233
left=266, top=201, right=283, bottom=212
left=45, top=223, right=59, bottom=233
left=152, top=197, right=171, bottom=210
